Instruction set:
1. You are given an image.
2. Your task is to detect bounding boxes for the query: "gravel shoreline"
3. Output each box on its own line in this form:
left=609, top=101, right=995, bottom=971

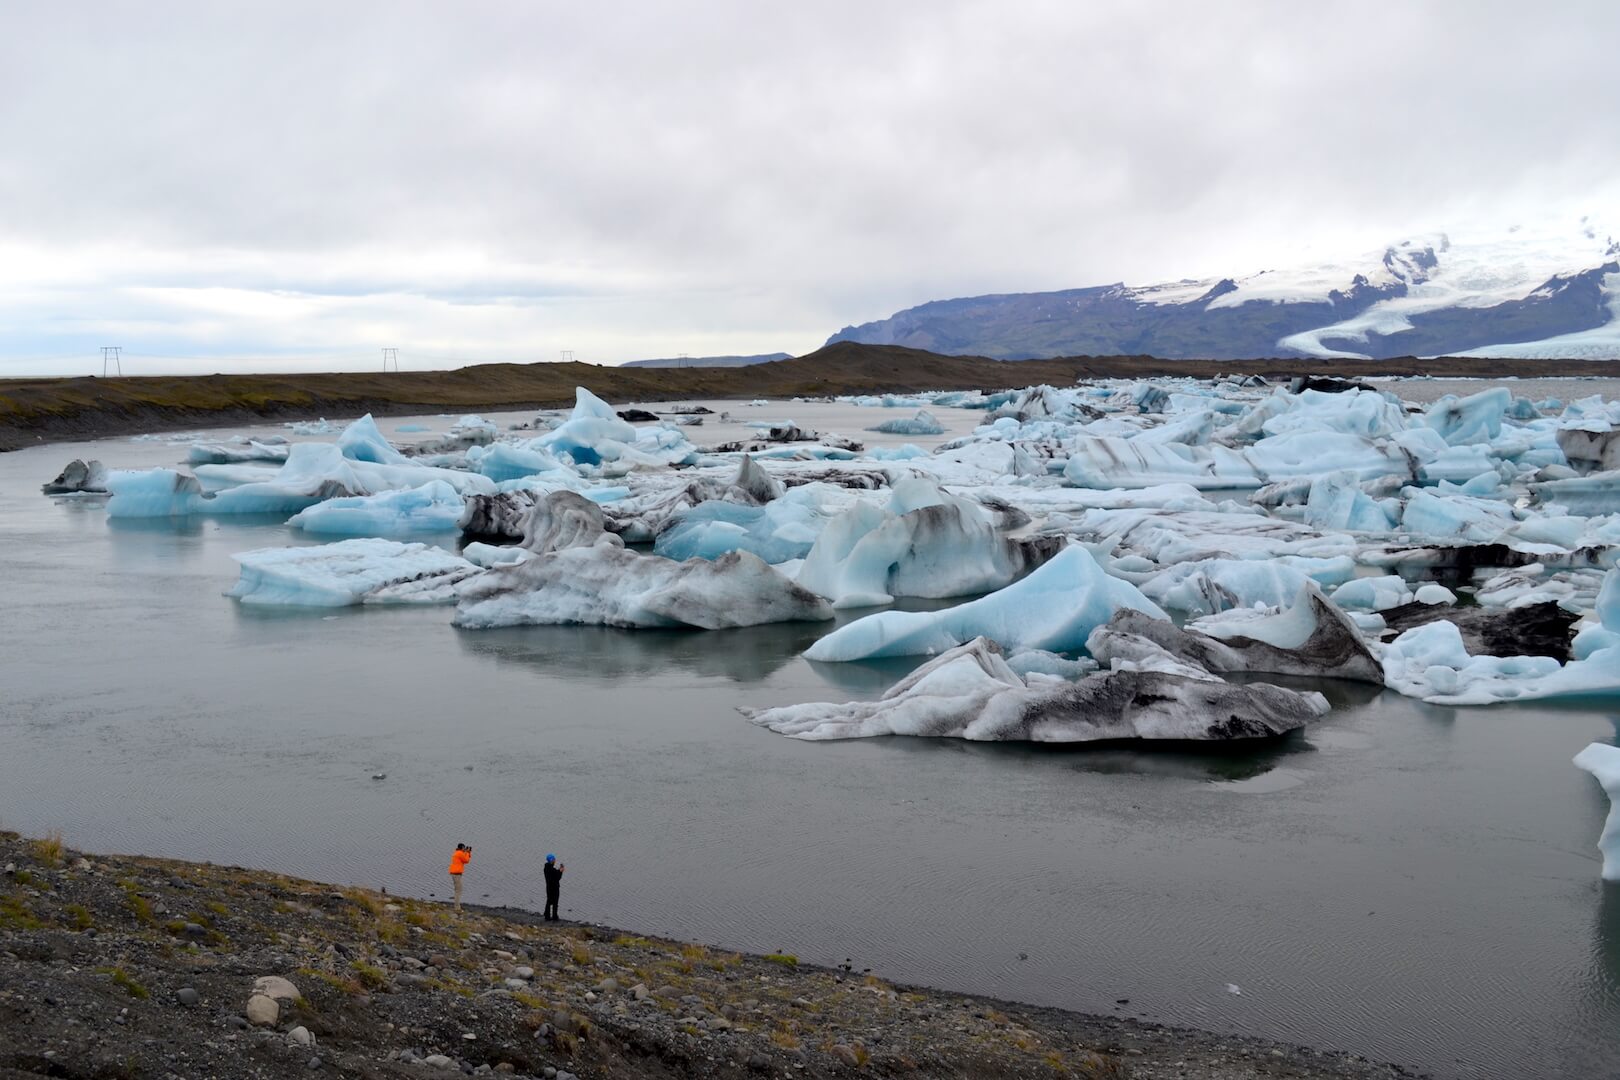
left=0, top=832, right=1421, bottom=1079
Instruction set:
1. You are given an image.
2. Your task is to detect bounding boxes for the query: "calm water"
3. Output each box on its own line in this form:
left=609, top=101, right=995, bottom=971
left=1, top=404, right=1618, bottom=1080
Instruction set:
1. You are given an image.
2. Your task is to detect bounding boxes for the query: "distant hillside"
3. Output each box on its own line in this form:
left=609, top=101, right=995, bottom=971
left=829, top=222, right=1620, bottom=361
left=622, top=352, right=792, bottom=368
left=7, top=342, right=1619, bottom=452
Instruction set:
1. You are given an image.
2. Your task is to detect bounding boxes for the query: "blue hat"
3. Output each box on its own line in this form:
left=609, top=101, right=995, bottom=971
left=545, top=854, right=556, bottom=862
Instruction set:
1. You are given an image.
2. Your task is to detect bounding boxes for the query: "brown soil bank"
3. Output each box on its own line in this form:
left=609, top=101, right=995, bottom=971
left=3, top=342, right=1617, bottom=451
left=0, top=832, right=1417, bottom=1080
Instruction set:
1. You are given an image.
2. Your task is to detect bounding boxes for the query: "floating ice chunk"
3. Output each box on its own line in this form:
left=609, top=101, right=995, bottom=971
left=465, top=443, right=568, bottom=482
left=802, top=545, right=1165, bottom=661
left=227, top=539, right=480, bottom=607
left=1064, top=432, right=1419, bottom=490
left=515, top=490, right=625, bottom=554
left=1302, top=471, right=1398, bottom=533
left=288, top=480, right=465, bottom=536
left=1532, top=470, right=1620, bottom=515
left=42, top=459, right=110, bottom=495
left=1573, top=569, right=1620, bottom=660
left=1093, top=585, right=1383, bottom=683
left=394, top=423, right=431, bottom=433
left=1573, top=742, right=1620, bottom=881
left=866, top=409, right=944, bottom=436
left=744, top=637, right=1327, bottom=742
left=655, top=487, right=826, bottom=565
left=1475, top=565, right=1607, bottom=611
left=1139, top=558, right=1322, bottom=617
left=336, top=414, right=412, bottom=465
left=1381, top=619, right=1620, bottom=705
left=1422, top=387, right=1512, bottom=446
left=187, top=440, right=291, bottom=465
left=1004, top=649, right=1099, bottom=680
left=1414, top=584, right=1456, bottom=605
left=867, top=444, right=930, bottom=461
left=105, top=468, right=205, bottom=517
left=1330, top=576, right=1415, bottom=612
left=461, top=541, right=530, bottom=568
left=795, top=486, right=1061, bottom=609
left=453, top=547, right=832, bottom=630
left=1399, top=490, right=1514, bottom=542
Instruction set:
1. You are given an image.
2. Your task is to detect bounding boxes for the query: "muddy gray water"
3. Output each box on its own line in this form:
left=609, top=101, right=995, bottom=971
left=1, top=399, right=1617, bottom=1080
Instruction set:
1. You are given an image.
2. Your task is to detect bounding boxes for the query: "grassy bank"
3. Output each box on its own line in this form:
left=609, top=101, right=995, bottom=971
left=5, top=342, right=1617, bottom=450
left=0, top=831, right=1416, bottom=1079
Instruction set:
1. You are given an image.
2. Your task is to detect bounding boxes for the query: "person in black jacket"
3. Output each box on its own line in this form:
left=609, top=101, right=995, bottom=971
left=542, top=854, right=565, bottom=920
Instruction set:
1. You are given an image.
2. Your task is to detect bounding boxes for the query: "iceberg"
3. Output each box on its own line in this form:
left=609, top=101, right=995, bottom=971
left=1381, top=617, right=1620, bottom=705
left=287, top=480, right=466, bottom=536
left=654, top=485, right=828, bottom=565
left=227, top=539, right=480, bottom=607
left=41, top=459, right=110, bottom=495
left=802, top=544, right=1165, bottom=662
left=1064, top=432, right=1421, bottom=490
left=1329, top=575, right=1415, bottom=612
left=515, top=490, right=624, bottom=554
left=453, top=547, right=833, bottom=630
left=744, top=637, right=1328, bottom=742
left=187, top=440, right=291, bottom=466
left=795, top=481, right=1062, bottom=608
left=866, top=409, right=944, bottom=436
left=1422, top=387, right=1512, bottom=446
left=1573, top=742, right=1620, bottom=881
left=1090, top=586, right=1383, bottom=683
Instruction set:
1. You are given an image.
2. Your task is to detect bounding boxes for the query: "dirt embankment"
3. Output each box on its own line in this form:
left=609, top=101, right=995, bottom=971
left=0, top=832, right=1418, bottom=1080
left=4, top=342, right=1616, bottom=451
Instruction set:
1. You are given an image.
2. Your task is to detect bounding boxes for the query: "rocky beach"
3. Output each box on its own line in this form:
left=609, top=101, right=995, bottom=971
left=0, top=832, right=1419, bottom=1079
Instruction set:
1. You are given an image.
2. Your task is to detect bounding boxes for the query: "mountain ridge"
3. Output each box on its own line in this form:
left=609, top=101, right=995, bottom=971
left=828, top=224, right=1620, bottom=361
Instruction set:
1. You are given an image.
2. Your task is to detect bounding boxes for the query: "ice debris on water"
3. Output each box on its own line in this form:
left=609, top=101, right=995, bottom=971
left=58, top=374, right=1620, bottom=738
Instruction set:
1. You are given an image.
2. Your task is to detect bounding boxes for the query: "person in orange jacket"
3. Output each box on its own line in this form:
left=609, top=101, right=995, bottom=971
left=448, top=843, right=471, bottom=912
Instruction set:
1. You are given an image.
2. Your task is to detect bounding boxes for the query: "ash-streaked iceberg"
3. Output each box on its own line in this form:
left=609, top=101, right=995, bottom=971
left=453, top=547, right=832, bottom=630
left=743, top=637, right=1327, bottom=742
left=227, top=538, right=480, bottom=607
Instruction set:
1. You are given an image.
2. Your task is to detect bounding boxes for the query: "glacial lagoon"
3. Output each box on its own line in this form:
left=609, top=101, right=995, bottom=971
left=2, top=391, right=1618, bottom=1079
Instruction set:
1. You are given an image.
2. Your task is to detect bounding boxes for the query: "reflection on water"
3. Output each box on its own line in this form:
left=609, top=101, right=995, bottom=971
left=454, top=620, right=828, bottom=683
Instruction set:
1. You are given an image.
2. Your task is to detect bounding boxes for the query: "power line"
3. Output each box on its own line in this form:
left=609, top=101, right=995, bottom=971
left=382, top=347, right=399, bottom=372
left=101, top=346, right=122, bottom=376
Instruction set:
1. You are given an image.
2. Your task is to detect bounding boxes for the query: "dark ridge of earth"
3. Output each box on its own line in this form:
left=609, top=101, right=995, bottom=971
left=0, top=831, right=1421, bottom=1079
left=4, top=341, right=1618, bottom=451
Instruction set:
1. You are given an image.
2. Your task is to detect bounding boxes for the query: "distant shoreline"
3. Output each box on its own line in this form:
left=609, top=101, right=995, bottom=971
left=4, top=341, right=1618, bottom=452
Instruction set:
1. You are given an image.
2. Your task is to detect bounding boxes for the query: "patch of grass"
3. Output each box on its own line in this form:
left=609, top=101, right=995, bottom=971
left=1075, top=1053, right=1130, bottom=1078
left=64, top=903, right=94, bottom=930
left=12, top=869, right=34, bottom=888
left=851, top=1043, right=871, bottom=1067
left=763, top=953, right=799, bottom=967
left=770, top=1026, right=802, bottom=1050
left=203, top=900, right=230, bottom=917
left=343, top=887, right=385, bottom=918
left=300, top=967, right=366, bottom=996
left=350, top=960, right=389, bottom=991
left=0, top=892, right=41, bottom=929
left=512, top=990, right=549, bottom=1010
left=101, top=966, right=149, bottom=1000
left=120, top=881, right=155, bottom=925
left=570, top=943, right=594, bottom=966
left=612, top=934, right=654, bottom=947
left=32, top=830, right=64, bottom=868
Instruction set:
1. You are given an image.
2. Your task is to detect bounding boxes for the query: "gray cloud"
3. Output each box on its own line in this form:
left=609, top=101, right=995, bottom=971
left=1, top=1, right=1616, bottom=373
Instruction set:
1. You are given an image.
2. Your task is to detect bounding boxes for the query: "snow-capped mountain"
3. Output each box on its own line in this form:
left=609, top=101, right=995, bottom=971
left=827, top=221, right=1620, bottom=361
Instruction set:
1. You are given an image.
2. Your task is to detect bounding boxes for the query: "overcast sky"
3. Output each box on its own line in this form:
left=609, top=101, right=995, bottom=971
left=2, top=1, right=1616, bottom=375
